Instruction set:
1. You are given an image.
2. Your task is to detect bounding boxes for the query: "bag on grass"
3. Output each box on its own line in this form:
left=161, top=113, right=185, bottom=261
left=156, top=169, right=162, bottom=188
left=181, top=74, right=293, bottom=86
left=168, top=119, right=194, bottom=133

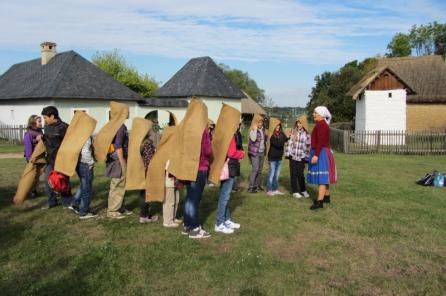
left=48, top=170, right=70, bottom=194
left=416, top=171, right=437, bottom=186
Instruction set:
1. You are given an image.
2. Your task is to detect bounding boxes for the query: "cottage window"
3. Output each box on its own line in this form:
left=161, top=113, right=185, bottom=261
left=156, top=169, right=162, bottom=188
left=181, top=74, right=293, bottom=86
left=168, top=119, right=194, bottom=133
left=388, top=92, right=392, bottom=98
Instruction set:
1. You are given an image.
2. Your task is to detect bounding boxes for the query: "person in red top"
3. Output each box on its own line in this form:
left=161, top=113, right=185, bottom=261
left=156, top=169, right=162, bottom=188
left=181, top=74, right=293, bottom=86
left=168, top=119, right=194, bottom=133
left=215, top=127, right=245, bottom=234
left=307, top=106, right=337, bottom=210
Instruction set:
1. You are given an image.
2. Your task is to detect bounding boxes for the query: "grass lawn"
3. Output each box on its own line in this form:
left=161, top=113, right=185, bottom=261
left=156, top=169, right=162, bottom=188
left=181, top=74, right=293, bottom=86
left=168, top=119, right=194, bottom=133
left=0, top=153, right=445, bottom=295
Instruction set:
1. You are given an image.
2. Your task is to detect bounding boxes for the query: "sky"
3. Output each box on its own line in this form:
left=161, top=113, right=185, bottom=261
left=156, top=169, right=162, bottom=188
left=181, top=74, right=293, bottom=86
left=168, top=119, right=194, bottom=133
left=0, top=0, right=445, bottom=107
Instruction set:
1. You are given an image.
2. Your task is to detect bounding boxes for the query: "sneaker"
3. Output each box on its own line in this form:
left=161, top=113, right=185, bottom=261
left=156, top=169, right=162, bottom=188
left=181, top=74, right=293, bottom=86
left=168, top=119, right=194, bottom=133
left=310, top=200, right=324, bottom=210
left=225, top=220, right=240, bottom=229
left=68, top=205, right=79, bottom=214
left=181, top=226, right=191, bottom=235
left=79, top=212, right=97, bottom=219
left=107, top=211, right=126, bottom=219
left=174, top=218, right=183, bottom=224
left=293, top=192, right=303, bottom=199
left=189, top=226, right=211, bottom=239
left=267, top=191, right=275, bottom=196
left=120, top=208, right=133, bottom=216
left=274, top=190, right=285, bottom=195
left=257, top=186, right=265, bottom=191
left=247, top=188, right=258, bottom=193
left=302, top=191, right=310, bottom=198
left=163, top=222, right=180, bottom=228
left=215, top=223, right=234, bottom=234
left=139, top=215, right=159, bottom=223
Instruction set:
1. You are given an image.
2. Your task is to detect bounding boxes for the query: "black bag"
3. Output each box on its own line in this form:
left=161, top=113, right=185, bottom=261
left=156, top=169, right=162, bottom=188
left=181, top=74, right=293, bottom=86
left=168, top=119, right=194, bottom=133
left=415, top=171, right=438, bottom=186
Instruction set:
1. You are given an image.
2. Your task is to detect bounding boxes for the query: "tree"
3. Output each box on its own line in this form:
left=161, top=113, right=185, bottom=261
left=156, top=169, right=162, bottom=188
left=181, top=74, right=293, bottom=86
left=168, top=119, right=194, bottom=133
left=306, top=58, right=377, bottom=123
left=219, top=64, right=266, bottom=104
left=92, top=49, right=159, bottom=98
left=386, top=33, right=412, bottom=57
left=386, top=22, right=446, bottom=58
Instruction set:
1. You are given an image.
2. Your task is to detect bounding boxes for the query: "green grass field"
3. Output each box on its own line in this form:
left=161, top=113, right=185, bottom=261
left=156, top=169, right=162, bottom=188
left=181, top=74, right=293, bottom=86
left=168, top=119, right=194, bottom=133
left=0, top=154, right=445, bottom=295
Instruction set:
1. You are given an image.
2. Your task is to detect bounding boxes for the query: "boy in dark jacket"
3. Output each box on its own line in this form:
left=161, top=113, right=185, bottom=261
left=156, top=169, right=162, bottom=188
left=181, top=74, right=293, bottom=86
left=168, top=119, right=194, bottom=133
left=41, top=106, right=71, bottom=209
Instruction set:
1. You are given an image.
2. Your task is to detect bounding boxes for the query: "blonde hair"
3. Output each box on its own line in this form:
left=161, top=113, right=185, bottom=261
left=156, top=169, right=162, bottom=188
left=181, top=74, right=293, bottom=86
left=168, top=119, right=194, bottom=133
left=27, top=115, right=41, bottom=129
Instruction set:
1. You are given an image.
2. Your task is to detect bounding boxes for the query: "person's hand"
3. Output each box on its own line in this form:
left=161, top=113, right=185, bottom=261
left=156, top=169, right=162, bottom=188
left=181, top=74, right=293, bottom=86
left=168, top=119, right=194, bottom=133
left=36, top=134, right=42, bottom=141
left=311, top=155, right=318, bottom=164
left=287, top=129, right=292, bottom=137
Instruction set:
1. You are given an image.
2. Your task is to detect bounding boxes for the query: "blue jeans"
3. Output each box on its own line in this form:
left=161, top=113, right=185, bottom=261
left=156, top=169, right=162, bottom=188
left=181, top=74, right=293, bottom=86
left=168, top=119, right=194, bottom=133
left=44, top=163, right=71, bottom=207
left=184, top=170, right=208, bottom=230
left=267, top=160, right=282, bottom=192
left=73, top=162, right=94, bottom=216
left=216, top=177, right=235, bottom=226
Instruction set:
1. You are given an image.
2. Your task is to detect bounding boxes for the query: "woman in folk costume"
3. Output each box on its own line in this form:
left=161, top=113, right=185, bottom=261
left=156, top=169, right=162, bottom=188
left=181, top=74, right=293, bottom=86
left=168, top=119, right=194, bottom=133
left=247, top=114, right=267, bottom=193
left=208, top=104, right=244, bottom=234
left=23, top=115, right=44, bottom=198
left=285, top=118, right=311, bottom=199
left=307, top=106, right=337, bottom=210
left=266, top=119, right=288, bottom=196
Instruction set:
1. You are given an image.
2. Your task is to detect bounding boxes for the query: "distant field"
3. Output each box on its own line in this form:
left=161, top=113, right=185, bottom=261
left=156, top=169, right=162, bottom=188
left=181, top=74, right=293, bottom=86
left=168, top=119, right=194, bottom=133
left=0, top=153, right=445, bottom=295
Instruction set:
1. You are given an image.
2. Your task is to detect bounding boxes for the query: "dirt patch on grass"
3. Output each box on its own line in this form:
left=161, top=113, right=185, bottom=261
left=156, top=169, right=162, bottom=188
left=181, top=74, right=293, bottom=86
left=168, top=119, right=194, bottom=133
left=0, top=152, right=23, bottom=159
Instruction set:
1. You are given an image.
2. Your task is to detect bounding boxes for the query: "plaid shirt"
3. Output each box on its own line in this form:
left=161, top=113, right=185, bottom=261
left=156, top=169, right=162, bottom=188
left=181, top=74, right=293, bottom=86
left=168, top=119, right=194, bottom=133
left=285, top=129, right=310, bottom=161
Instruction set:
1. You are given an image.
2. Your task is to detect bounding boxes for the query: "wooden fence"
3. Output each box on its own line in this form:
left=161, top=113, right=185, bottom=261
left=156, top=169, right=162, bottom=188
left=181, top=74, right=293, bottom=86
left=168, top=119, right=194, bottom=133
left=330, top=128, right=446, bottom=155
left=0, top=124, right=26, bottom=144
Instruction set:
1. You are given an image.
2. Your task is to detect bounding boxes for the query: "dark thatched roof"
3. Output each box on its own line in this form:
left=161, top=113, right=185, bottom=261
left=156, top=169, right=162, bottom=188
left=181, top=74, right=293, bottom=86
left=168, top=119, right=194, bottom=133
left=138, top=98, right=188, bottom=108
left=154, top=56, right=245, bottom=99
left=347, top=66, right=415, bottom=100
left=0, top=51, right=143, bottom=101
left=348, top=55, right=446, bottom=103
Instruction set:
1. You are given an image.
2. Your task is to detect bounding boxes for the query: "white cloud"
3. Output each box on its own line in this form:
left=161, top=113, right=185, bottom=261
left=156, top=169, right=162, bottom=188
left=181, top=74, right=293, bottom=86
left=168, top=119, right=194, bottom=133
left=1, top=0, right=444, bottom=64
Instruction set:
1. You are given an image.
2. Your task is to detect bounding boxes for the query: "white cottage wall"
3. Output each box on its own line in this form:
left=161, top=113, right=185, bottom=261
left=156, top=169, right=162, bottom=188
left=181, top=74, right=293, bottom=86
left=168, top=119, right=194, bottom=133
left=0, top=100, right=54, bottom=126
left=187, top=97, right=241, bottom=122
left=364, top=90, right=406, bottom=131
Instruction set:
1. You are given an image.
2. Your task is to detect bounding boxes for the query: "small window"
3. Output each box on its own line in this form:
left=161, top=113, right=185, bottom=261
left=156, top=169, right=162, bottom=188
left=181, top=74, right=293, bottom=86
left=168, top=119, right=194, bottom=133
left=388, top=92, right=392, bottom=98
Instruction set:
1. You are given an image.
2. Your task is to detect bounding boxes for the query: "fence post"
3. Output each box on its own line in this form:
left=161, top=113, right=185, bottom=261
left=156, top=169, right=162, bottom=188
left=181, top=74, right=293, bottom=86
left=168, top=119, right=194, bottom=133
left=343, top=130, right=349, bottom=153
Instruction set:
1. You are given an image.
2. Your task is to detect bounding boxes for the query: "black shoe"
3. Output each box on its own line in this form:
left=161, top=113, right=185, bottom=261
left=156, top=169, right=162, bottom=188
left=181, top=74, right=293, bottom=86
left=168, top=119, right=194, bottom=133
left=323, top=195, right=331, bottom=203
left=68, top=205, right=80, bottom=214
left=310, top=200, right=324, bottom=210
left=257, top=186, right=265, bottom=191
left=247, top=188, right=257, bottom=193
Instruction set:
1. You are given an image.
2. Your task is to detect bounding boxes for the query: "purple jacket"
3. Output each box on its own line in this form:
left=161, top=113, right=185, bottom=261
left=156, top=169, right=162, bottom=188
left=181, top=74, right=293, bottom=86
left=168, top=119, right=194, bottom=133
left=198, top=128, right=212, bottom=171
left=248, top=129, right=266, bottom=157
left=23, top=128, right=43, bottom=161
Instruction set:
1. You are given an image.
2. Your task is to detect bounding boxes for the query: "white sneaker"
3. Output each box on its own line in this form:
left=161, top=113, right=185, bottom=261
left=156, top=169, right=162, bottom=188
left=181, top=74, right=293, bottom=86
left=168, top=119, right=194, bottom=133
left=214, top=223, right=234, bottom=234
left=293, top=192, right=303, bottom=199
left=225, top=220, right=240, bottom=229
left=274, top=190, right=285, bottom=195
left=189, top=226, right=211, bottom=239
left=267, top=191, right=275, bottom=196
left=302, top=191, right=310, bottom=198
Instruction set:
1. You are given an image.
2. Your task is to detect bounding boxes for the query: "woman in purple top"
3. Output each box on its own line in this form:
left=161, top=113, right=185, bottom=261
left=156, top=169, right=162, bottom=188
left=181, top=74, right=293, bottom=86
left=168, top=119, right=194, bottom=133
left=23, top=115, right=44, bottom=198
left=23, top=115, right=43, bottom=162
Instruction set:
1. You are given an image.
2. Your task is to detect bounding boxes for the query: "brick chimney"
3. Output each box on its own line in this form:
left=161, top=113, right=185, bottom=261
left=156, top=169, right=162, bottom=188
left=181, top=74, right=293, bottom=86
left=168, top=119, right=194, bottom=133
left=40, top=41, right=57, bottom=65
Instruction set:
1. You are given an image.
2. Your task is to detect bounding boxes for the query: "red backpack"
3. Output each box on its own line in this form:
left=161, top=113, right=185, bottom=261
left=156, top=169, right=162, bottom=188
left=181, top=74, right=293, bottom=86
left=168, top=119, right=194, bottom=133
left=48, top=170, right=70, bottom=194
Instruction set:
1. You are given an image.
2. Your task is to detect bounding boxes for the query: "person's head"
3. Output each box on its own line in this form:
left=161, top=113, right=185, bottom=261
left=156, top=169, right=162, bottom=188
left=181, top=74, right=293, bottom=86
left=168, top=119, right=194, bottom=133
left=295, top=120, right=306, bottom=132
left=27, top=115, right=42, bottom=129
left=313, top=106, right=332, bottom=124
left=274, top=124, right=282, bottom=133
left=41, top=106, right=59, bottom=125
left=257, top=118, right=264, bottom=129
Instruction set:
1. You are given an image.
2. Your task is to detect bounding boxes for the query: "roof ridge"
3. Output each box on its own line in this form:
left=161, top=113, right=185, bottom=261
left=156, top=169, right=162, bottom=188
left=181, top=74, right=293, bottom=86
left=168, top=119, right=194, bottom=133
left=44, top=51, right=77, bottom=97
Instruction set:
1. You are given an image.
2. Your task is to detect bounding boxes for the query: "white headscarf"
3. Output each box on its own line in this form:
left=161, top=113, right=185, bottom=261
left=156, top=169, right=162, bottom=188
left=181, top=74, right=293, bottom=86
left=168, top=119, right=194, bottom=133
left=314, top=106, right=332, bottom=124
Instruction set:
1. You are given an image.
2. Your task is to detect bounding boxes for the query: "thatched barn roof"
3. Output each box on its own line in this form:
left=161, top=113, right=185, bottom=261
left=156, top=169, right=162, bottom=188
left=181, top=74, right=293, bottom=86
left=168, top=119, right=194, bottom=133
left=241, top=91, right=266, bottom=115
left=154, top=56, right=245, bottom=99
left=347, top=55, right=446, bottom=103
